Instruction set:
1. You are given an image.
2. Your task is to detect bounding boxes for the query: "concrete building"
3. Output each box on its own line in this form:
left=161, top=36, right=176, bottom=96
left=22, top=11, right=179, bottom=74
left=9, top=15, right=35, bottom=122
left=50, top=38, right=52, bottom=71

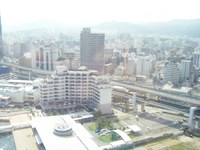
left=115, top=64, right=125, bottom=76
left=164, top=62, right=180, bottom=85
left=0, top=94, right=11, bottom=107
left=0, top=79, right=40, bottom=103
left=104, top=48, right=114, bottom=64
left=135, top=56, right=155, bottom=76
left=13, top=42, right=29, bottom=58
left=192, top=51, right=200, bottom=68
left=162, top=83, right=192, bottom=96
left=104, top=63, right=115, bottom=75
left=180, top=60, right=191, bottom=82
left=19, top=52, right=32, bottom=68
left=0, top=14, right=2, bottom=59
left=80, top=28, right=105, bottom=74
left=128, top=57, right=136, bottom=76
left=39, top=66, right=112, bottom=114
left=32, top=44, right=61, bottom=71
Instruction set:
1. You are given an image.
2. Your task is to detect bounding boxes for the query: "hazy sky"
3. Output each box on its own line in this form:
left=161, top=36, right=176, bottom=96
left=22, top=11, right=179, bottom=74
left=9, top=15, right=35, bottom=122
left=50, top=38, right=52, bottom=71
left=1, top=0, right=200, bottom=26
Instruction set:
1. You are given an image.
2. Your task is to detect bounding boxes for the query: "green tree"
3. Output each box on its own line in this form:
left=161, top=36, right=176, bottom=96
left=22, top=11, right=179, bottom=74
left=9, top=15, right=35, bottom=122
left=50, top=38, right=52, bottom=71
left=93, top=110, right=102, bottom=118
left=57, top=57, right=66, bottom=61
left=97, top=117, right=103, bottom=130
left=111, top=131, right=117, bottom=140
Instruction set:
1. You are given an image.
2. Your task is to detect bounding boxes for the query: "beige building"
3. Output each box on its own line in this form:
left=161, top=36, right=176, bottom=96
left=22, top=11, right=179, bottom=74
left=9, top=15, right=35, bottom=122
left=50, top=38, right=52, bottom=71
left=39, top=66, right=112, bottom=114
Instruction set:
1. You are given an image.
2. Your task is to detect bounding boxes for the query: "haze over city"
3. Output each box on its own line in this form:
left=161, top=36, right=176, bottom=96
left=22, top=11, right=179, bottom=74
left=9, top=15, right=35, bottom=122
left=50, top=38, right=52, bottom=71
left=1, top=0, right=200, bottom=26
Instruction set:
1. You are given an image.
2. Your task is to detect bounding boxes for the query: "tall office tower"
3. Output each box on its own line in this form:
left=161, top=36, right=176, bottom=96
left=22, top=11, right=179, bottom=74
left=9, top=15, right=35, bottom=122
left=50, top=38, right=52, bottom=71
left=180, top=60, right=191, bottom=82
left=0, top=14, right=3, bottom=59
left=80, top=28, right=105, bottom=74
left=164, top=62, right=180, bottom=85
left=192, top=51, right=200, bottom=68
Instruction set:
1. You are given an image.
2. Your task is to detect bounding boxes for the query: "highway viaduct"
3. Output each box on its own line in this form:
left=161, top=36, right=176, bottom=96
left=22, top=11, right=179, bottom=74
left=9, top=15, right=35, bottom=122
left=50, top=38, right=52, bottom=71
left=111, top=80, right=200, bottom=106
left=111, top=81, right=200, bottom=130
left=0, top=62, right=53, bottom=79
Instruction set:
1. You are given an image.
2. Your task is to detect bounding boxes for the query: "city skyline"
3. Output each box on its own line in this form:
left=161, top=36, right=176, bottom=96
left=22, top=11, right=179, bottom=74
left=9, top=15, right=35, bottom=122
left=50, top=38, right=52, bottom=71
left=0, top=0, right=200, bottom=26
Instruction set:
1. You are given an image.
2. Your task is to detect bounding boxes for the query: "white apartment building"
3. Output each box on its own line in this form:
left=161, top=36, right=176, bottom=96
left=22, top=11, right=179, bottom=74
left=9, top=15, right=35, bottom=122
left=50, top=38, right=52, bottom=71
left=39, top=66, right=112, bottom=114
left=135, top=56, right=155, bottom=76
left=128, top=57, right=137, bottom=76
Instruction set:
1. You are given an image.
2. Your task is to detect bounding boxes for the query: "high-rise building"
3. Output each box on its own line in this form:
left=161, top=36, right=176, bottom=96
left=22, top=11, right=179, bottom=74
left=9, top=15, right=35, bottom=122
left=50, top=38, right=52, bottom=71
left=0, top=14, right=3, bottom=59
left=128, top=57, right=137, bottom=75
left=80, top=28, right=105, bottom=74
left=180, top=60, right=191, bottom=82
left=192, top=51, right=200, bottom=68
left=135, top=55, right=155, bottom=76
left=164, top=62, right=180, bottom=85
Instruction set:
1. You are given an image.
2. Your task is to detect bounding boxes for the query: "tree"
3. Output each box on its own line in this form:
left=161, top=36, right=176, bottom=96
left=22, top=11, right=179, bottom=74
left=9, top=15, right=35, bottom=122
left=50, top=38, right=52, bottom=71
left=97, top=117, right=103, bottom=130
left=93, top=110, right=102, bottom=118
left=57, top=57, right=66, bottom=61
left=124, top=103, right=129, bottom=112
left=111, top=131, right=117, bottom=140
left=107, top=120, right=113, bottom=129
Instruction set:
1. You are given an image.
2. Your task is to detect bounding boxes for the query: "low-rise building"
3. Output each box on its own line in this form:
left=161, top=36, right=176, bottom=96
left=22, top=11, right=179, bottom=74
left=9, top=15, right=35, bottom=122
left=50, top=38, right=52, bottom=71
left=32, top=115, right=100, bottom=150
left=0, top=79, right=40, bottom=104
left=0, top=94, right=11, bottom=106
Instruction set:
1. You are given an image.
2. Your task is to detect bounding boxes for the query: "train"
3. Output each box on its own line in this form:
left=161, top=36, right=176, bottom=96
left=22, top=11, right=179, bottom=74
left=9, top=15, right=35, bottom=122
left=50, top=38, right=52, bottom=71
left=112, top=86, right=129, bottom=93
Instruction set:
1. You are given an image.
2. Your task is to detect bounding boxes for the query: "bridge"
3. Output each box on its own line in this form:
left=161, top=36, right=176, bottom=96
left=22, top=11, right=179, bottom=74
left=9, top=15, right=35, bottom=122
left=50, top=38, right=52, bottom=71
left=111, top=80, right=200, bottom=106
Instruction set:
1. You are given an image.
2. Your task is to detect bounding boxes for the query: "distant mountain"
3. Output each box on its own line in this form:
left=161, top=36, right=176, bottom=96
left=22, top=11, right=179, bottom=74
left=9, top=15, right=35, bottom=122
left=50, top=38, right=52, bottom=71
left=94, top=19, right=200, bottom=37
left=93, top=21, right=147, bottom=33
left=3, top=19, right=200, bottom=37
left=3, top=20, right=80, bottom=32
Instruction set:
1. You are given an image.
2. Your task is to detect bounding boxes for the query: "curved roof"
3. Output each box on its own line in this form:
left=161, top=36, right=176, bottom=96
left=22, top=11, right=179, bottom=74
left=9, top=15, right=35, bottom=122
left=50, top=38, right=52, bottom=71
left=113, top=129, right=131, bottom=142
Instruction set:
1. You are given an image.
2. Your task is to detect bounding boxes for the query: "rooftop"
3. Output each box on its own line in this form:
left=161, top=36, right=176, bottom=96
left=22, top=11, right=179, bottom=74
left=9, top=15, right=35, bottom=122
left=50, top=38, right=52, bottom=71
left=32, top=115, right=100, bottom=150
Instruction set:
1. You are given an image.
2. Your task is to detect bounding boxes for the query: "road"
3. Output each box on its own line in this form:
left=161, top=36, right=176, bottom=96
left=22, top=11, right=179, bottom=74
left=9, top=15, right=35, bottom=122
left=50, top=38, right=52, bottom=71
left=0, top=62, right=53, bottom=75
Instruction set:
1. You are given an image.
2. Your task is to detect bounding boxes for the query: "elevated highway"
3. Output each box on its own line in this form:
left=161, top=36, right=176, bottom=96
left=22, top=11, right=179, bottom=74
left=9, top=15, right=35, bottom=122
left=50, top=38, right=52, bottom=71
left=113, top=91, right=189, bottom=115
left=111, top=80, right=200, bottom=106
left=113, top=90, right=200, bottom=119
left=0, top=62, right=53, bottom=75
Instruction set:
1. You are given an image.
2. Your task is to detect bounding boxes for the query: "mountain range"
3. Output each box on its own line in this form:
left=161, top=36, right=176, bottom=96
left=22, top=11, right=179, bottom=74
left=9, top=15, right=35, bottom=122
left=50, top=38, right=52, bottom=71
left=3, top=19, right=200, bottom=37
left=94, top=19, right=200, bottom=37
